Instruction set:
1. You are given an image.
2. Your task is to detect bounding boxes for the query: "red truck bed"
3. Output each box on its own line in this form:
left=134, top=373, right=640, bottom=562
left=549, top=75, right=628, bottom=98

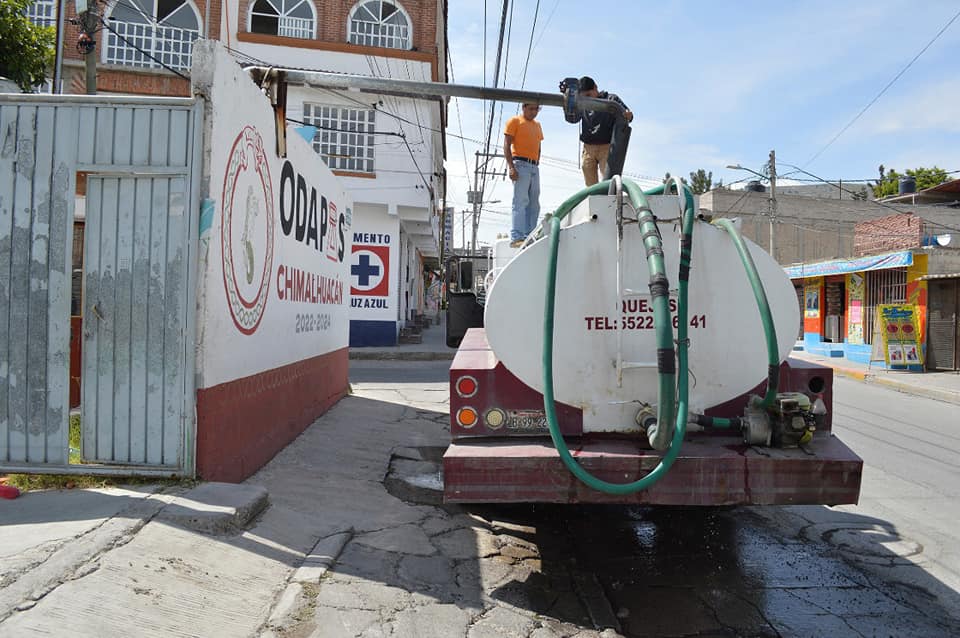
left=444, top=329, right=862, bottom=506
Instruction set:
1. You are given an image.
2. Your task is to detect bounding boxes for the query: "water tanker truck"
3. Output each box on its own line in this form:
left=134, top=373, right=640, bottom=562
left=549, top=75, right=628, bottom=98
left=443, top=178, right=863, bottom=505
left=247, top=66, right=864, bottom=506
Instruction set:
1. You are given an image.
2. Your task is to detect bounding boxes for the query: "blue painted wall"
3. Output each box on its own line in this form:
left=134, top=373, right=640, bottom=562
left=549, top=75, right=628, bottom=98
left=350, top=320, right=397, bottom=347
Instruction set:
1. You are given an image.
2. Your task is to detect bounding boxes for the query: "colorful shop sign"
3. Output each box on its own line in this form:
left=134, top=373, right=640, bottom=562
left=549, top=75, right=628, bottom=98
left=804, top=277, right=822, bottom=319
left=877, top=304, right=923, bottom=368
left=847, top=272, right=865, bottom=345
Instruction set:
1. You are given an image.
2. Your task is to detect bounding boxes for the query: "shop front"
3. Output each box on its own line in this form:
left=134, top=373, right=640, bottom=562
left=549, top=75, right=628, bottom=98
left=787, top=250, right=928, bottom=369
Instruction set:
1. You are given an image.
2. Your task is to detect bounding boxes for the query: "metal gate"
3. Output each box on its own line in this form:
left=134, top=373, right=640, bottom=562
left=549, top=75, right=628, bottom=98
left=0, top=95, right=201, bottom=475
left=864, top=267, right=906, bottom=344
left=927, top=278, right=959, bottom=371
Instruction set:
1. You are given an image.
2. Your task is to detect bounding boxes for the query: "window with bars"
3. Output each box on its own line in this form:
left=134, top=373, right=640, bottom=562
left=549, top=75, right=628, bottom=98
left=103, top=0, right=201, bottom=72
left=249, top=0, right=315, bottom=39
left=302, top=104, right=376, bottom=174
left=864, top=267, right=907, bottom=344
left=348, top=1, right=411, bottom=50
left=26, top=0, right=57, bottom=26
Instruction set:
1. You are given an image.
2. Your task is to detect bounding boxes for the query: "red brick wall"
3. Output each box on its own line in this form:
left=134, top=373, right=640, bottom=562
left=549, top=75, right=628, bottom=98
left=195, top=348, right=349, bottom=482
left=237, top=0, right=439, bottom=53
left=60, top=0, right=222, bottom=96
left=853, top=213, right=922, bottom=257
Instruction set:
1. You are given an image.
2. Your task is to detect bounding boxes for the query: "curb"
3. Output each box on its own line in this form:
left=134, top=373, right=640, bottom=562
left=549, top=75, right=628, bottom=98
left=349, top=351, right=455, bottom=361
left=829, top=367, right=960, bottom=406
left=866, top=375, right=960, bottom=406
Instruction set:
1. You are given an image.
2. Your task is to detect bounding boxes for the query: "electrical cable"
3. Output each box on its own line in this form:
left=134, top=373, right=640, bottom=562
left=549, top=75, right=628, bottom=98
left=98, top=18, right=190, bottom=80
left=518, top=0, right=540, bottom=90
left=803, top=7, right=960, bottom=168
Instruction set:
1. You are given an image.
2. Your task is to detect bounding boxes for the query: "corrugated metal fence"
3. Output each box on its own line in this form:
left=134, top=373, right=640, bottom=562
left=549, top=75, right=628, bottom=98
left=0, top=95, right=202, bottom=475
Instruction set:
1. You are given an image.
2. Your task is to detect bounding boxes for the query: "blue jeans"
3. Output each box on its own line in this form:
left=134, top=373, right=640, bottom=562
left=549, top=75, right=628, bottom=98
left=511, top=161, right=540, bottom=241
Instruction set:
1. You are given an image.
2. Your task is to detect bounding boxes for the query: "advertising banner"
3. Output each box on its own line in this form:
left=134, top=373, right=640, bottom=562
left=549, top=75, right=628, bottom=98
left=847, top=272, right=865, bottom=345
left=878, top=304, right=923, bottom=368
left=804, top=277, right=821, bottom=319
left=349, top=217, right=397, bottom=320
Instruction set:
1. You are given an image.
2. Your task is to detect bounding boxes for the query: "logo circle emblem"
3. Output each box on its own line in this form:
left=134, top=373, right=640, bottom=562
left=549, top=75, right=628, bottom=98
left=221, top=126, right=275, bottom=335
left=351, top=247, right=387, bottom=293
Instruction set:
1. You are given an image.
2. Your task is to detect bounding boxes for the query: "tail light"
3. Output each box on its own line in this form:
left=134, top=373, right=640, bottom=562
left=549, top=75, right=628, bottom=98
left=456, top=407, right=479, bottom=428
left=455, top=375, right=478, bottom=398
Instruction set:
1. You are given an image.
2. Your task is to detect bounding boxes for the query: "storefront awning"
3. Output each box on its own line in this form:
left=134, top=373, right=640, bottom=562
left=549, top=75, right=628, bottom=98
left=785, top=250, right=913, bottom=279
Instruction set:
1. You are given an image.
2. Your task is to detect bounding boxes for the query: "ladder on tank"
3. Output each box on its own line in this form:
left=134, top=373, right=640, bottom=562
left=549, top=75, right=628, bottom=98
left=611, top=177, right=656, bottom=387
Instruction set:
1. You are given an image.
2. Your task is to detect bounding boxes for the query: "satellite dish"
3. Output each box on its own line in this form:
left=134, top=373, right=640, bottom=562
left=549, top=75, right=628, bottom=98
left=936, top=234, right=952, bottom=247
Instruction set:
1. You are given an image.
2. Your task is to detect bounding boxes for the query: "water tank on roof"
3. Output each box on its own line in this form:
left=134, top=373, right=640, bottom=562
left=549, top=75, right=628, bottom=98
left=746, top=180, right=766, bottom=193
left=898, top=176, right=916, bottom=194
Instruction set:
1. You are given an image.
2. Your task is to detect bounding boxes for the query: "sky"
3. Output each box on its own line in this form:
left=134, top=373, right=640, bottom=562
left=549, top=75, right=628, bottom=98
left=442, top=0, right=960, bottom=248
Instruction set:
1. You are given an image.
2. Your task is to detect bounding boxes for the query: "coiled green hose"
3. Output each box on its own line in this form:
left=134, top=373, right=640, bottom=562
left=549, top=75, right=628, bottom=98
left=540, top=178, right=694, bottom=494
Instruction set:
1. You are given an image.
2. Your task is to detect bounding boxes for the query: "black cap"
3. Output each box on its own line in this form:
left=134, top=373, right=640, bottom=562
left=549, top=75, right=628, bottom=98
left=579, top=76, right=597, bottom=91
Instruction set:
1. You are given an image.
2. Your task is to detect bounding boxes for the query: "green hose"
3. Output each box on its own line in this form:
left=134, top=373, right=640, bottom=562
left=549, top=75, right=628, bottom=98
left=711, top=218, right=780, bottom=408
left=540, top=178, right=695, bottom=494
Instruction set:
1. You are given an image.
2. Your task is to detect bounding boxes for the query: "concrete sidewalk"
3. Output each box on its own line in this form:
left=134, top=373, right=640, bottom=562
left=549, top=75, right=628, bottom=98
left=791, top=351, right=960, bottom=406
left=3, top=359, right=619, bottom=638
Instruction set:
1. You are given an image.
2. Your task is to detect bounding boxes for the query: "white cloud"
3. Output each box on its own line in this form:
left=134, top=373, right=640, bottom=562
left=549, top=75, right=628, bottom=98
left=860, top=80, right=960, bottom=134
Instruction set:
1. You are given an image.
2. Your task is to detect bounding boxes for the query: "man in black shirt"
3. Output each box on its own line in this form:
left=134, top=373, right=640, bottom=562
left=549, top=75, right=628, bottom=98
left=577, top=76, right=633, bottom=186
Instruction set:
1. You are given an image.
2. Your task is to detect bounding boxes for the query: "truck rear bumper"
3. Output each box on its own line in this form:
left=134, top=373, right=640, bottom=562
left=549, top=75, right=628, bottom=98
left=443, top=435, right=862, bottom=506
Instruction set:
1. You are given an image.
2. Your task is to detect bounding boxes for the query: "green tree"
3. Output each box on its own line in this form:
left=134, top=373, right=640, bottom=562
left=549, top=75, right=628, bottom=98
left=0, top=0, right=55, bottom=92
left=872, top=165, right=949, bottom=198
left=688, top=168, right=713, bottom=194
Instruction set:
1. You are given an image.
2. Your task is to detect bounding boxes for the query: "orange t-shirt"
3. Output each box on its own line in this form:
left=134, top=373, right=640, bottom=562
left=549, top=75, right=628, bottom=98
left=504, top=115, right=543, bottom=162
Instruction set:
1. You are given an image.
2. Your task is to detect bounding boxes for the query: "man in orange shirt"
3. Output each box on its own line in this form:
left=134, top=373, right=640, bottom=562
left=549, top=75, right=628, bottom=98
left=503, top=103, right=544, bottom=247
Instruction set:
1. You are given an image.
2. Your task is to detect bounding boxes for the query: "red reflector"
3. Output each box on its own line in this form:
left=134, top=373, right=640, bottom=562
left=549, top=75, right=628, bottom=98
left=456, top=375, right=478, bottom=398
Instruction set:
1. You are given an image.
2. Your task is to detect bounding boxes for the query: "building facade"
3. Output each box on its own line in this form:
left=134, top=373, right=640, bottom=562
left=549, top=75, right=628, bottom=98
left=226, top=0, right=446, bottom=346
left=33, top=0, right=446, bottom=347
left=788, top=211, right=960, bottom=371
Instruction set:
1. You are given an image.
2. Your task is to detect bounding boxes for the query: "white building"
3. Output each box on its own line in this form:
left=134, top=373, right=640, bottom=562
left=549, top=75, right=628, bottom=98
left=224, top=0, right=446, bottom=345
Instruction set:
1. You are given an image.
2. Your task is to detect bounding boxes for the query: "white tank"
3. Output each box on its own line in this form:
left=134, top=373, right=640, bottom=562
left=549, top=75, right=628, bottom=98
left=483, top=194, right=800, bottom=433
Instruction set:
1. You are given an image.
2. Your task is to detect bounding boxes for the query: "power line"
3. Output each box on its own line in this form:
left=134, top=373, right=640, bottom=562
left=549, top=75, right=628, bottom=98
left=446, top=45, right=474, bottom=199
left=528, top=0, right=561, bottom=60
left=803, top=7, right=960, bottom=168
left=518, top=0, right=540, bottom=90
left=98, top=18, right=190, bottom=81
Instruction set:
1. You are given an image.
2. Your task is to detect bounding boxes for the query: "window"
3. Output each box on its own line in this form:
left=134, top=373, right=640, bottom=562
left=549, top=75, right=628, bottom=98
left=864, top=267, right=907, bottom=344
left=348, top=1, right=411, bottom=50
left=26, top=0, right=56, bottom=26
left=302, top=104, right=376, bottom=174
left=104, top=0, right=201, bottom=72
left=249, top=0, right=315, bottom=39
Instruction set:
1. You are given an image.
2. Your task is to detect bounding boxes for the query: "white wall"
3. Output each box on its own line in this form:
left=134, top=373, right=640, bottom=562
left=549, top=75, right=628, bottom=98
left=193, top=42, right=352, bottom=387
left=349, top=203, right=399, bottom=325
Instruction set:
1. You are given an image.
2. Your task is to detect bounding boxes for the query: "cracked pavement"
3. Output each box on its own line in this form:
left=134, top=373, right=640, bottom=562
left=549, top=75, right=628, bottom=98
left=2, top=360, right=960, bottom=637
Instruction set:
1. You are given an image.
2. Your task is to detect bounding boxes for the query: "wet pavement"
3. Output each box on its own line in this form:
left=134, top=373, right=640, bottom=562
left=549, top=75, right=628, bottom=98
left=358, top=359, right=960, bottom=638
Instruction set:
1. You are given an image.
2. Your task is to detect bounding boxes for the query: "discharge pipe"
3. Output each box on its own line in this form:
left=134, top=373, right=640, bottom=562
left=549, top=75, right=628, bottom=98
left=541, top=178, right=696, bottom=494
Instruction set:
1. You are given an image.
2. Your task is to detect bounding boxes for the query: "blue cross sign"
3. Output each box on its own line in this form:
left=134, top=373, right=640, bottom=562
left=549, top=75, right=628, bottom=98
left=351, top=245, right=389, bottom=295
left=352, top=253, right=380, bottom=287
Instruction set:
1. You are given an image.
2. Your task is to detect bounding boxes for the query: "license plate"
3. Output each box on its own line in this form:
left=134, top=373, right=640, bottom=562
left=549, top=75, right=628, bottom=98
left=507, top=410, right=548, bottom=431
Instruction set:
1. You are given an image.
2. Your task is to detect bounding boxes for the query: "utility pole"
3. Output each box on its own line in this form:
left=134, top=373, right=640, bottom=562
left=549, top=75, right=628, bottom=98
left=469, top=150, right=508, bottom=253
left=75, top=0, right=99, bottom=95
left=768, top=149, right=777, bottom=261
left=53, top=0, right=66, bottom=93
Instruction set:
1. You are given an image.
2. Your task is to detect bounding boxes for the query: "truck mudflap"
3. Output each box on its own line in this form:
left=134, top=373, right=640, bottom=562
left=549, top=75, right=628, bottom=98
left=443, top=434, right=862, bottom=505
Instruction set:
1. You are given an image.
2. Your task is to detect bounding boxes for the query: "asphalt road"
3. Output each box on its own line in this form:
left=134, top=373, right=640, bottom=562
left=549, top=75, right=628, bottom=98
left=352, top=361, right=960, bottom=637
